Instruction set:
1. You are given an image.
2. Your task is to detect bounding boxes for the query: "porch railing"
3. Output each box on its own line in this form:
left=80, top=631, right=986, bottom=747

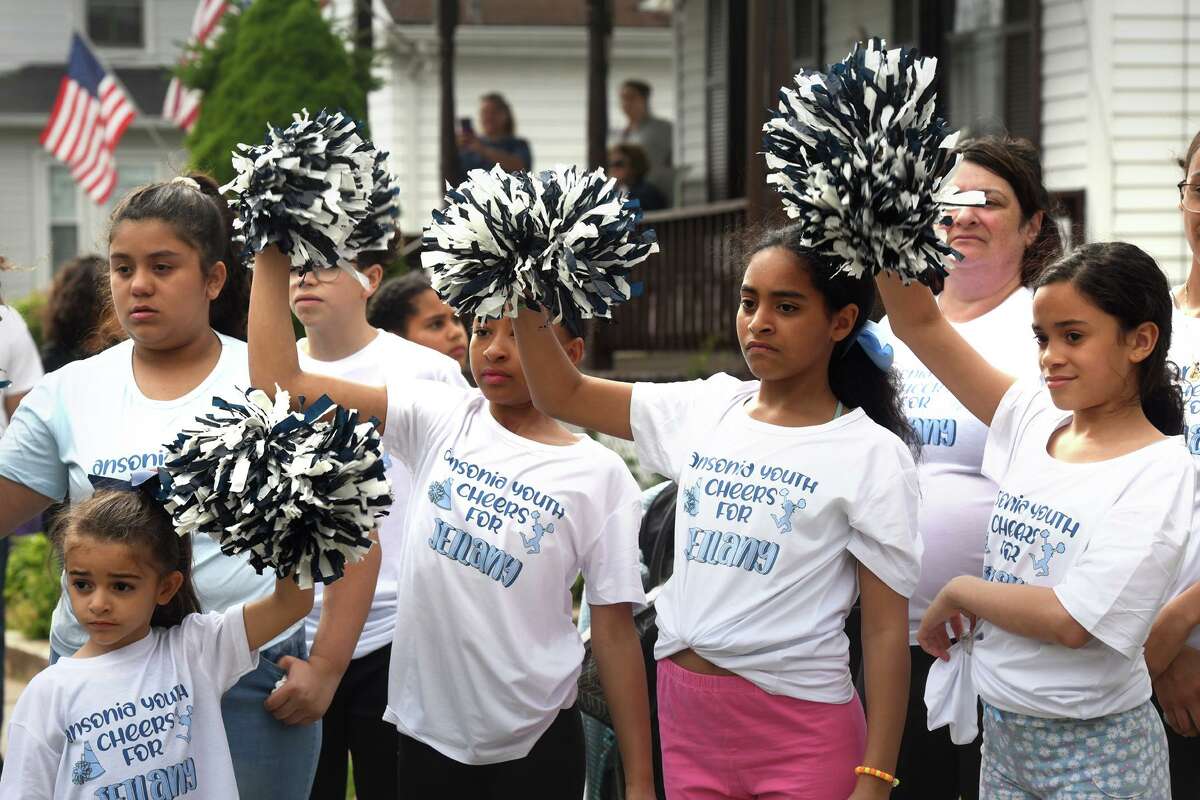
left=591, top=198, right=748, bottom=367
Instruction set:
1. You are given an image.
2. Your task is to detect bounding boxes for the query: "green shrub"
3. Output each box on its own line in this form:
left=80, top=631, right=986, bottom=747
left=5, top=534, right=60, bottom=640
left=11, top=291, right=46, bottom=348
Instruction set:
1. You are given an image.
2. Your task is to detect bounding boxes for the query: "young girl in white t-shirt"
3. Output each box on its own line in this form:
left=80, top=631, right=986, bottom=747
left=0, top=484, right=313, bottom=799
left=879, top=241, right=1193, bottom=798
left=247, top=245, right=657, bottom=799
left=511, top=225, right=924, bottom=800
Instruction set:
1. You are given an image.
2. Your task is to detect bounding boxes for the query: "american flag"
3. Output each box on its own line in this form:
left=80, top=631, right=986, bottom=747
left=40, top=33, right=137, bottom=205
left=162, top=0, right=235, bottom=132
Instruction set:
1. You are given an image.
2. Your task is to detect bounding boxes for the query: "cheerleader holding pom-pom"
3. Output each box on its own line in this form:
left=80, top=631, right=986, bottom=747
left=236, top=114, right=656, bottom=798
left=0, top=479, right=315, bottom=799
left=510, top=224, right=922, bottom=800
left=879, top=242, right=1192, bottom=798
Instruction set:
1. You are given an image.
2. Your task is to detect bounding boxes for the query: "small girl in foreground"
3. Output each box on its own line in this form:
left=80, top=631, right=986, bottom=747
left=512, top=225, right=923, bottom=800
left=880, top=241, right=1193, bottom=798
left=0, top=485, right=314, bottom=799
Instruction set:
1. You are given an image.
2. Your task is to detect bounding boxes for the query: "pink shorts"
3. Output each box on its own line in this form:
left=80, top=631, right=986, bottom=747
left=657, top=658, right=867, bottom=800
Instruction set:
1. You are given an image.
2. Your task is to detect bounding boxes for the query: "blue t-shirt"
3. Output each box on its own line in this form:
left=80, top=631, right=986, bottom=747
left=0, top=334, right=290, bottom=654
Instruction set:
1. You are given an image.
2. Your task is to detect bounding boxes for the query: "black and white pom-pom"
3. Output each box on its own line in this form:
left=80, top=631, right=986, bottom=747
left=762, top=38, right=983, bottom=286
left=221, top=108, right=380, bottom=271
left=422, top=164, right=658, bottom=327
left=421, top=165, right=542, bottom=320
left=344, top=149, right=401, bottom=255
left=528, top=165, right=658, bottom=329
left=160, top=388, right=392, bottom=588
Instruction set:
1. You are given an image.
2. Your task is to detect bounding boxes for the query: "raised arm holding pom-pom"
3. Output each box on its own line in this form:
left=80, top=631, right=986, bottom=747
left=874, top=269, right=1015, bottom=426
left=512, top=307, right=634, bottom=440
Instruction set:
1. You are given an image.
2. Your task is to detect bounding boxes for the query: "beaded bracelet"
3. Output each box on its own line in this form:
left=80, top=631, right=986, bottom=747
left=855, top=766, right=900, bottom=788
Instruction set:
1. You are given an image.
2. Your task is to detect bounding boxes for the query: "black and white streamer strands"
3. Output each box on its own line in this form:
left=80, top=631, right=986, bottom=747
left=160, top=388, right=392, bottom=589
left=421, top=164, right=658, bottom=328
left=762, top=38, right=984, bottom=286
left=222, top=108, right=398, bottom=276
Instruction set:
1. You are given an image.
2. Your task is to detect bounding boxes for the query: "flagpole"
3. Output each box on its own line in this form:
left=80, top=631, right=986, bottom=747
left=74, top=29, right=178, bottom=160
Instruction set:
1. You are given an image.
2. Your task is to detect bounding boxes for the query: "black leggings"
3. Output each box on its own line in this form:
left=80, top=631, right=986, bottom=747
left=892, top=645, right=982, bottom=800
left=308, top=645, right=398, bottom=800
left=396, top=704, right=585, bottom=799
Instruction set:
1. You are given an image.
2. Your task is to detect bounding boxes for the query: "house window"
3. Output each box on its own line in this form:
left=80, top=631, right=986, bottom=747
left=49, top=166, right=79, bottom=273
left=87, top=0, right=144, bottom=49
left=903, top=0, right=1041, bottom=145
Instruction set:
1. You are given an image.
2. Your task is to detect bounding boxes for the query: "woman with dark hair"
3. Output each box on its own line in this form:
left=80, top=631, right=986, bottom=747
left=881, top=136, right=1061, bottom=800
left=458, top=92, right=533, bottom=175
left=608, top=143, right=667, bottom=212
left=367, top=271, right=469, bottom=370
left=39, top=255, right=105, bottom=372
left=511, top=224, right=922, bottom=799
left=0, top=174, right=322, bottom=797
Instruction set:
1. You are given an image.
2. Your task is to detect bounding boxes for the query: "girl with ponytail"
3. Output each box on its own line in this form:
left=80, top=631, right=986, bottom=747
left=878, top=241, right=1191, bottom=797
left=0, top=485, right=313, bottom=797
left=510, top=223, right=922, bottom=799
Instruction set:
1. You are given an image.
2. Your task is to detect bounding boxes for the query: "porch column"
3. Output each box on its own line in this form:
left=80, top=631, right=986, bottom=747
left=745, top=0, right=792, bottom=225
left=436, top=0, right=459, bottom=192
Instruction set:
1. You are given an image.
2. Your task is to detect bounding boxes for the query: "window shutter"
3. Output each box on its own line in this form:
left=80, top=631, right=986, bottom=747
left=1003, top=0, right=1041, bottom=145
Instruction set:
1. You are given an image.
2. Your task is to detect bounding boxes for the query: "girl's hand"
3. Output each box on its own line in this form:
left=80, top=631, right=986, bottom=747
left=1147, top=606, right=1195, bottom=679
left=917, top=578, right=974, bottom=661
left=1154, top=646, right=1200, bottom=736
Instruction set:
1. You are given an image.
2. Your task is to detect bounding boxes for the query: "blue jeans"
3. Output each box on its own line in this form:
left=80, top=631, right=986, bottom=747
left=221, top=626, right=321, bottom=797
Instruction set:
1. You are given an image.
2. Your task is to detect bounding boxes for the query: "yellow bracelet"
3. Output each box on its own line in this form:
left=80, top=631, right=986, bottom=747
left=854, top=766, right=900, bottom=788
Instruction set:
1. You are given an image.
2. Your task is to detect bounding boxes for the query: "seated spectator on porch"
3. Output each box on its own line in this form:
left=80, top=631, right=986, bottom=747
left=458, top=92, right=532, bottom=177
left=608, top=144, right=667, bottom=212
left=618, top=79, right=673, bottom=202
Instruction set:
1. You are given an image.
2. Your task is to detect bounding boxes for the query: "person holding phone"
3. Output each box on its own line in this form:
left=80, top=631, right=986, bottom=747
left=457, top=92, right=532, bottom=177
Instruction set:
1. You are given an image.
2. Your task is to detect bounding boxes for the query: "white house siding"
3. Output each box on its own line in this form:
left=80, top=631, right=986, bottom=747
left=0, top=128, right=44, bottom=301
left=0, top=0, right=199, bottom=71
left=369, top=23, right=673, bottom=234
left=1040, top=0, right=1200, bottom=282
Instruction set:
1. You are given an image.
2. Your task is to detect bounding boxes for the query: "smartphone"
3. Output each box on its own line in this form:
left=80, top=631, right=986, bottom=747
left=459, top=117, right=474, bottom=136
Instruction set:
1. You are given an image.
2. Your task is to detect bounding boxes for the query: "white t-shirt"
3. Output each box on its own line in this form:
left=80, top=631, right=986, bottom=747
left=296, top=329, right=467, bottom=660
left=974, top=379, right=1194, bottom=719
left=0, top=304, right=45, bottom=435
left=0, top=335, right=291, bottom=655
left=381, top=381, right=645, bottom=764
left=631, top=374, right=922, bottom=703
left=880, top=289, right=1036, bottom=642
left=0, top=607, right=256, bottom=800
left=1165, top=308, right=1200, bottom=650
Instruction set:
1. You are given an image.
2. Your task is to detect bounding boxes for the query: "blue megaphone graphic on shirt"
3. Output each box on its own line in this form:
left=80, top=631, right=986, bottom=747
left=428, top=477, right=453, bottom=510
left=71, top=741, right=106, bottom=785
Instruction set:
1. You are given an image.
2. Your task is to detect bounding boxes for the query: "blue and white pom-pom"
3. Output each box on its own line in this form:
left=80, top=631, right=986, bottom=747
left=160, top=388, right=392, bottom=588
left=422, top=164, right=658, bottom=328
left=529, top=165, right=658, bottom=329
left=222, top=108, right=397, bottom=281
left=762, top=38, right=984, bottom=286
left=421, top=165, right=541, bottom=320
